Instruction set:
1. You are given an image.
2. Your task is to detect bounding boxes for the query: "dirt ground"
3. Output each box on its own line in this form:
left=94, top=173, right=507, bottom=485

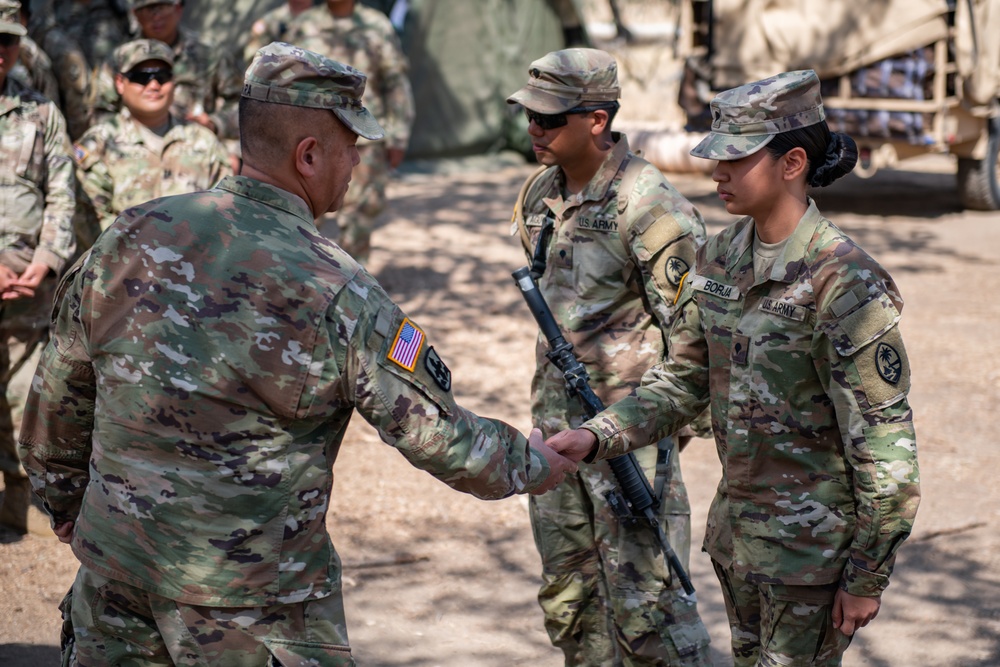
left=1, top=152, right=999, bottom=666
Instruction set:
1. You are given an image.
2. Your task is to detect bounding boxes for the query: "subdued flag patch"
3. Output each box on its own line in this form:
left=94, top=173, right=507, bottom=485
left=388, top=318, right=425, bottom=371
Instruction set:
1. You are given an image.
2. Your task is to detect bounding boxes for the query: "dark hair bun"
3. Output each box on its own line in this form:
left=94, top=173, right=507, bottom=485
left=809, top=132, right=858, bottom=187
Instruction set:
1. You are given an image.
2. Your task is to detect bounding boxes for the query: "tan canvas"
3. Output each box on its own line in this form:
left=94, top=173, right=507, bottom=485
left=955, top=0, right=1000, bottom=105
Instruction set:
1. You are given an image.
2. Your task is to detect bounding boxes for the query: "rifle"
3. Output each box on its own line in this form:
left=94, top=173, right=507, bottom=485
left=512, top=267, right=696, bottom=601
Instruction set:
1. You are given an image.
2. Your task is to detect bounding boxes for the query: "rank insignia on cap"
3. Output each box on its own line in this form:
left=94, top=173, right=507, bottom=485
left=875, top=342, right=902, bottom=384
left=665, top=256, right=690, bottom=288
left=425, top=346, right=452, bottom=392
left=388, top=318, right=425, bottom=371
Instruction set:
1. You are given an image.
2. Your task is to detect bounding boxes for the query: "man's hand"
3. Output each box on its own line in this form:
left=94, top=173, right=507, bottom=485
left=545, top=428, right=597, bottom=463
left=53, top=521, right=75, bottom=544
left=387, top=147, right=405, bottom=170
left=4, top=262, right=50, bottom=300
left=832, top=588, right=880, bottom=635
left=0, top=264, right=19, bottom=297
left=186, top=110, right=218, bottom=135
left=529, top=428, right=577, bottom=494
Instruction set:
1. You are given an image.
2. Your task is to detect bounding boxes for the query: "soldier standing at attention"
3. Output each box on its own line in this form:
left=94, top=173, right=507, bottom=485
left=0, top=0, right=76, bottom=535
left=73, top=38, right=231, bottom=232
left=548, top=70, right=921, bottom=667
left=18, top=42, right=576, bottom=665
left=286, top=0, right=414, bottom=263
left=507, top=48, right=712, bottom=666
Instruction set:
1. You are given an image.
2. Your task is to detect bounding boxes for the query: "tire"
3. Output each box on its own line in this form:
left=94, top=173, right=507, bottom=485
left=957, top=115, right=1000, bottom=211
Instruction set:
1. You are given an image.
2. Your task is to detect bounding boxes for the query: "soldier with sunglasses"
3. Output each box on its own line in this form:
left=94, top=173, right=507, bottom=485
left=507, top=48, right=712, bottom=666
left=71, top=38, right=231, bottom=234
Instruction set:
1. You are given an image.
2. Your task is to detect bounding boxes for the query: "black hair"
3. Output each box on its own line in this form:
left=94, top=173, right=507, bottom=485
left=765, top=122, right=858, bottom=187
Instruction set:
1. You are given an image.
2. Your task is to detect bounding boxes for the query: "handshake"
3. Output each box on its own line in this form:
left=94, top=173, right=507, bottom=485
left=526, top=427, right=599, bottom=494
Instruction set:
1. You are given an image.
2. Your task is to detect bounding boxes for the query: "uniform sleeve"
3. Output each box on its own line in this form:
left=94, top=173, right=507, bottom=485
left=582, top=275, right=712, bottom=460
left=73, top=130, right=117, bottom=231
left=35, top=104, right=77, bottom=272
left=17, top=260, right=94, bottom=525
left=85, top=59, right=119, bottom=125
left=328, top=281, right=551, bottom=498
left=374, top=22, right=414, bottom=151
left=817, top=277, right=920, bottom=597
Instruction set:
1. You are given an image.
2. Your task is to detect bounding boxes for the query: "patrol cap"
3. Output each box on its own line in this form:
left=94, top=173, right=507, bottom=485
left=0, top=0, right=27, bottom=37
left=242, top=42, right=384, bottom=141
left=507, top=48, right=620, bottom=114
left=131, top=0, right=181, bottom=10
left=114, top=39, right=174, bottom=73
left=690, top=70, right=827, bottom=161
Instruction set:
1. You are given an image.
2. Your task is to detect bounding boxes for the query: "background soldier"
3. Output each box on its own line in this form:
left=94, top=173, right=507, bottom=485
left=0, top=0, right=76, bottom=535
left=508, top=48, right=712, bottom=665
left=286, top=0, right=415, bottom=263
left=73, top=38, right=232, bottom=232
left=18, top=42, right=575, bottom=664
left=89, top=0, right=243, bottom=145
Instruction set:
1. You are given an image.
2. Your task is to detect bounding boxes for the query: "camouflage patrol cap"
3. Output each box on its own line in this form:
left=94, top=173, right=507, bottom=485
left=0, top=0, right=27, bottom=37
left=114, top=39, right=174, bottom=73
left=130, top=0, right=181, bottom=10
left=690, top=70, right=826, bottom=161
left=242, top=42, right=384, bottom=141
left=507, top=48, right=620, bottom=114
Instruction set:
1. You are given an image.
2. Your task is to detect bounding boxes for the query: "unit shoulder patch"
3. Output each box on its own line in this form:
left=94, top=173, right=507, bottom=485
left=424, top=346, right=452, bottom=392
left=875, top=341, right=902, bottom=384
left=664, top=256, right=690, bottom=288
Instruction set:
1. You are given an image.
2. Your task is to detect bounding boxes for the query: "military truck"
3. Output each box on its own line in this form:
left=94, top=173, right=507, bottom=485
left=676, top=0, right=1000, bottom=210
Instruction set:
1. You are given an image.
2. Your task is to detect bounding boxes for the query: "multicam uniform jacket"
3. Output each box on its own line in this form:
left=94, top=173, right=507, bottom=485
left=286, top=4, right=414, bottom=153
left=90, top=27, right=243, bottom=140
left=73, top=109, right=232, bottom=230
left=0, top=76, right=76, bottom=273
left=521, top=135, right=705, bottom=452
left=17, top=175, right=551, bottom=607
left=583, top=200, right=920, bottom=597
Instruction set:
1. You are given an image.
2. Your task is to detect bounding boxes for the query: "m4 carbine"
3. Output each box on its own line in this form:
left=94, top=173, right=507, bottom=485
left=513, top=266, right=696, bottom=601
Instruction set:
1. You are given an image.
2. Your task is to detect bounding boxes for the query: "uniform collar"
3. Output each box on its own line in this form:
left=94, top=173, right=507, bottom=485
left=0, top=77, right=25, bottom=116
left=726, top=197, right=824, bottom=283
left=541, top=132, right=630, bottom=216
left=215, top=175, right=314, bottom=225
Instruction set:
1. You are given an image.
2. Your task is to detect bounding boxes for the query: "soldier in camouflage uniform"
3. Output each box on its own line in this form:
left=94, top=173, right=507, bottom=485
left=89, top=0, right=243, bottom=143
left=0, top=2, right=76, bottom=535
left=549, top=71, right=922, bottom=667
left=41, top=0, right=131, bottom=70
left=73, top=38, right=232, bottom=231
left=286, top=0, right=415, bottom=263
left=507, top=49, right=712, bottom=666
left=242, top=0, right=316, bottom=65
left=18, top=42, right=575, bottom=665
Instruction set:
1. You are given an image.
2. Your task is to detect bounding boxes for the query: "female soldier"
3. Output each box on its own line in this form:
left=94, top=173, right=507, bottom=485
left=547, top=70, right=921, bottom=666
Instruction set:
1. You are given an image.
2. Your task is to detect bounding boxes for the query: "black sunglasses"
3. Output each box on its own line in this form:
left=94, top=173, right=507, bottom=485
left=0, top=34, right=21, bottom=48
left=524, top=105, right=616, bottom=131
left=124, top=68, right=173, bottom=86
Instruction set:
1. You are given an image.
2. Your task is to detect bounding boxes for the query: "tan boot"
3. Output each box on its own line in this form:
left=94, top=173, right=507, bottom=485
left=0, top=474, right=31, bottom=534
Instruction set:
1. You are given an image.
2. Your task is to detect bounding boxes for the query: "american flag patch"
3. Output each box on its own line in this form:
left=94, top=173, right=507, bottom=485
left=388, top=318, right=425, bottom=371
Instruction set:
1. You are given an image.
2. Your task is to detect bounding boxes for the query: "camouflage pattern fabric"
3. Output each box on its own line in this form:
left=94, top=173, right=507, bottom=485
left=0, top=75, right=75, bottom=531
left=712, top=560, right=852, bottom=667
left=10, top=34, right=59, bottom=102
left=27, top=17, right=92, bottom=140
left=507, top=47, right=621, bottom=114
left=519, top=134, right=712, bottom=666
left=243, top=2, right=297, bottom=65
left=690, top=70, right=826, bottom=161
left=73, top=109, right=232, bottom=230
left=285, top=3, right=414, bottom=261
left=18, top=174, right=552, bottom=611
left=582, top=199, right=921, bottom=602
left=63, top=564, right=356, bottom=666
left=89, top=28, right=244, bottom=140
left=46, top=0, right=131, bottom=69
